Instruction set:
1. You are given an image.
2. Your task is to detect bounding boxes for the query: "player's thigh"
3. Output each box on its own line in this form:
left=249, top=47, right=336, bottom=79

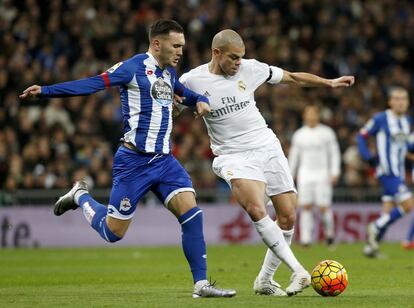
left=108, top=147, right=154, bottom=221
left=231, top=178, right=266, bottom=206
left=264, top=150, right=296, bottom=198
left=231, top=178, right=267, bottom=220
left=379, top=175, right=411, bottom=207
left=212, top=151, right=266, bottom=187
left=212, top=151, right=267, bottom=209
left=152, top=155, right=196, bottom=214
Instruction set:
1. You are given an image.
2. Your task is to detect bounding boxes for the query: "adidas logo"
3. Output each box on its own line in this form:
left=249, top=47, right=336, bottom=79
left=203, top=91, right=211, bottom=97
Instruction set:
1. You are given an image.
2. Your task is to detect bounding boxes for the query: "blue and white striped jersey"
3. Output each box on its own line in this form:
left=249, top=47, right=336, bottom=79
left=41, top=52, right=208, bottom=154
left=358, top=109, right=414, bottom=178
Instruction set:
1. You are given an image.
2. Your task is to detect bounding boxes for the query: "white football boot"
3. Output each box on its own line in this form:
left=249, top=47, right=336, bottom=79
left=285, top=270, right=311, bottom=296
left=253, top=276, right=287, bottom=296
left=192, top=280, right=236, bottom=298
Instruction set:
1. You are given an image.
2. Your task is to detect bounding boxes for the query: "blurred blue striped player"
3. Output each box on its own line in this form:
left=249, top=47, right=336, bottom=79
left=20, top=19, right=236, bottom=298
left=357, top=86, right=414, bottom=257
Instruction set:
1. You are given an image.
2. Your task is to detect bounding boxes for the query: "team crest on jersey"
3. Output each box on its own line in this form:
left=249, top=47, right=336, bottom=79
left=238, top=80, right=246, bottom=91
left=146, top=70, right=153, bottom=75
left=107, top=62, right=123, bottom=73
left=151, top=77, right=173, bottom=106
left=120, top=197, right=131, bottom=212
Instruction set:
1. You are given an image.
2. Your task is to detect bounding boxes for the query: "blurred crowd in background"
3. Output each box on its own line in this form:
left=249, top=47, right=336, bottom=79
left=0, top=0, right=413, bottom=204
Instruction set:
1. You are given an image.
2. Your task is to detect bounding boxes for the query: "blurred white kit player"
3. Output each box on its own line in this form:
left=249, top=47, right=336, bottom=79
left=289, top=105, right=341, bottom=246
left=179, top=29, right=354, bottom=296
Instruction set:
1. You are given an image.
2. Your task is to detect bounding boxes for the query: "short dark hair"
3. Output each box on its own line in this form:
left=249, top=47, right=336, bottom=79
left=148, top=19, right=184, bottom=41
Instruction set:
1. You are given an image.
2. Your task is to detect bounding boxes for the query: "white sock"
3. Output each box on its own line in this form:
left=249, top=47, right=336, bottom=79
left=257, top=227, right=294, bottom=281
left=299, top=209, right=313, bottom=245
left=321, top=208, right=334, bottom=239
left=74, top=190, right=88, bottom=205
left=254, top=215, right=303, bottom=273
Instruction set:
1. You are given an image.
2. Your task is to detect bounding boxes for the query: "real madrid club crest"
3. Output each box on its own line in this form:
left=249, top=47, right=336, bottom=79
left=151, top=77, right=173, bottom=106
left=238, top=80, right=246, bottom=91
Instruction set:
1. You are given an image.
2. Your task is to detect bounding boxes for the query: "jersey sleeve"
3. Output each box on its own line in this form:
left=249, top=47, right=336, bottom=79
left=40, top=58, right=135, bottom=97
left=357, top=115, right=381, bottom=161
left=246, top=59, right=283, bottom=88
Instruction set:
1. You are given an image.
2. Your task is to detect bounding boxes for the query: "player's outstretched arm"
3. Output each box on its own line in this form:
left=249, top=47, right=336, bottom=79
left=281, top=70, right=355, bottom=88
left=20, top=85, right=42, bottom=99
left=19, top=60, right=135, bottom=100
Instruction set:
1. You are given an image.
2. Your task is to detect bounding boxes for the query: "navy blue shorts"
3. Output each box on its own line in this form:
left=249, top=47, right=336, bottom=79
left=378, top=175, right=412, bottom=203
left=107, top=146, right=194, bottom=220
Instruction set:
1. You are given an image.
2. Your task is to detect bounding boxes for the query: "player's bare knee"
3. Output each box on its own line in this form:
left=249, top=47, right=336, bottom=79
left=277, top=213, right=296, bottom=230
left=244, top=202, right=266, bottom=221
left=106, top=217, right=130, bottom=240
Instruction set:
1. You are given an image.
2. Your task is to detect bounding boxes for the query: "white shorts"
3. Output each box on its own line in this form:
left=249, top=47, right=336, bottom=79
left=212, top=145, right=296, bottom=197
left=297, top=181, right=332, bottom=207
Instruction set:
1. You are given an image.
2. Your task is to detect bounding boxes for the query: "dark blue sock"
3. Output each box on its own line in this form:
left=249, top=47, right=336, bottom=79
left=79, top=194, right=121, bottom=243
left=178, top=207, right=207, bottom=283
left=376, top=207, right=404, bottom=241
left=407, top=218, right=414, bottom=242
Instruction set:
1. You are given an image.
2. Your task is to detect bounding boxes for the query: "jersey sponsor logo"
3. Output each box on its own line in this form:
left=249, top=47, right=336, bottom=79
left=203, top=91, right=211, bottom=97
left=151, top=77, right=173, bottom=106
left=210, top=99, right=250, bottom=118
left=120, top=197, right=132, bottom=212
left=107, top=62, right=123, bottom=73
left=392, top=131, right=409, bottom=144
left=238, top=80, right=246, bottom=91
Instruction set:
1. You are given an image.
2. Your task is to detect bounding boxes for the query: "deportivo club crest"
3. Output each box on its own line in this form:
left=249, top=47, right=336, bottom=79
left=120, top=197, right=132, bottom=212
left=151, top=77, right=173, bottom=106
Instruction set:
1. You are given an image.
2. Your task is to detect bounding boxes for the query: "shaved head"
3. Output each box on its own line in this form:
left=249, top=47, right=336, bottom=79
left=212, top=29, right=244, bottom=51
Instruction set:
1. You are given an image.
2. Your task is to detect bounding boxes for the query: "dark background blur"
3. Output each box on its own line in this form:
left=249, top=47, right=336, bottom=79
left=0, top=0, right=413, bottom=205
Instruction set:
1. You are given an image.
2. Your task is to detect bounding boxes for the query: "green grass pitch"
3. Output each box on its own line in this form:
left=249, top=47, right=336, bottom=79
left=1, top=243, right=413, bottom=307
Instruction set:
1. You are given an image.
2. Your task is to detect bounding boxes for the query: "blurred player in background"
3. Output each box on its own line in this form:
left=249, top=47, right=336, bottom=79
left=357, top=86, right=414, bottom=257
left=19, top=19, right=235, bottom=298
left=179, top=29, right=354, bottom=296
left=289, top=104, right=341, bottom=247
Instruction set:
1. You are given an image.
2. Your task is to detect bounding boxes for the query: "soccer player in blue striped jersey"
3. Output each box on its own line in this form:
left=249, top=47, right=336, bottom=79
left=357, top=86, right=414, bottom=257
left=20, top=19, right=236, bottom=298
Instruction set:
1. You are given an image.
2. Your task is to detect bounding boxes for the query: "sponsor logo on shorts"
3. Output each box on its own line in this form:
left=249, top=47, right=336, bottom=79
left=226, top=170, right=233, bottom=177
left=120, top=198, right=132, bottom=212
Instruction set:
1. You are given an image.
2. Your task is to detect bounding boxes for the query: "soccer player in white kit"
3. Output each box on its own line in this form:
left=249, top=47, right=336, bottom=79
left=179, top=30, right=354, bottom=296
left=289, top=105, right=341, bottom=247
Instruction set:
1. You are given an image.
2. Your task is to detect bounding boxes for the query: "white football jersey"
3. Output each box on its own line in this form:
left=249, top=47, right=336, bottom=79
left=289, top=124, right=341, bottom=183
left=179, top=59, right=284, bottom=155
